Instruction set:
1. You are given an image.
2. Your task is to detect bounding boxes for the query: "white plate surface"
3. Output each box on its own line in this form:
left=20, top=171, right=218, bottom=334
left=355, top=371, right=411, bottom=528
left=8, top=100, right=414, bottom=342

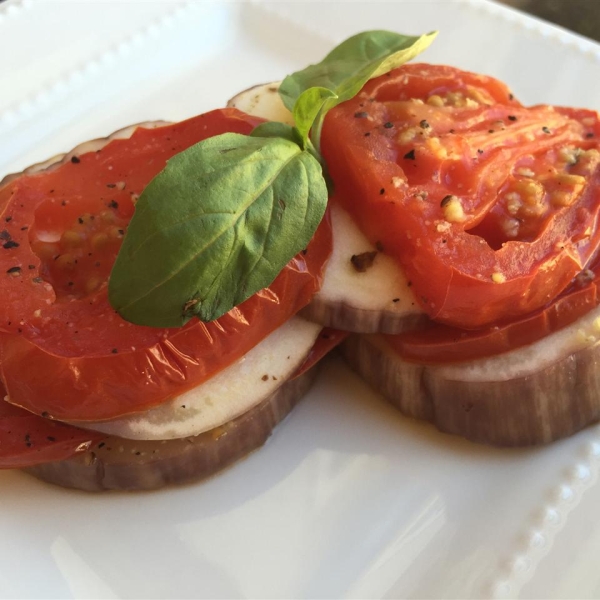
left=1, top=1, right=600, bottom=598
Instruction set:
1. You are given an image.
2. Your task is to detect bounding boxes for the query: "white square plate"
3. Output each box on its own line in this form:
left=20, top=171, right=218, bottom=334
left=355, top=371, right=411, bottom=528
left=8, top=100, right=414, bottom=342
left=1, top=1, right=600, bottom=598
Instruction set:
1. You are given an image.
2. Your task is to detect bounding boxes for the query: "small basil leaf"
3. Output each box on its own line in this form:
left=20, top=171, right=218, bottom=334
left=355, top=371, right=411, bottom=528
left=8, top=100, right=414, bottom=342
left=293, top=87, right=338, bottom=147
left=279, top=30, right=437, bottom=147
left=109, top=132, right=327, bottom=327
left=250, top=121, right=299, bottom=144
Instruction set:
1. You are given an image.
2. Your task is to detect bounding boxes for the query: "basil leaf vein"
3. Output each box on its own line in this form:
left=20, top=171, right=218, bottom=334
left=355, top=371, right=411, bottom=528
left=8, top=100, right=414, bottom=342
left=109, top=132, right=327, bottom=327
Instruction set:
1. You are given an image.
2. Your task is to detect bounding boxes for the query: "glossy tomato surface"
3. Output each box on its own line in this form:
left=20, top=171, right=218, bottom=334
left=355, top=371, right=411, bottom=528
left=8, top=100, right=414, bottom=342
left=386, top=259, right=600, bottom=363
left=0, top=109, right=332, bottom=421
left=0, top=397, right=105, bottom=469
left=322, top=64, right=600, bottom=330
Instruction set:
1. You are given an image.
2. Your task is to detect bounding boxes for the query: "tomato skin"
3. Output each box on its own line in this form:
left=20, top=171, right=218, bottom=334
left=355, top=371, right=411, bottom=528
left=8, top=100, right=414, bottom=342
left=321, top=64, right=600, bottom=330
left=0, top=109, right=333, bottom=422
left=0, top=218, right=331, bottom=422
left=291, top=328, right=348, bottom=378
left=0, top=399, right=105, bottom=469
left=386, top=264, right=600, bottom=363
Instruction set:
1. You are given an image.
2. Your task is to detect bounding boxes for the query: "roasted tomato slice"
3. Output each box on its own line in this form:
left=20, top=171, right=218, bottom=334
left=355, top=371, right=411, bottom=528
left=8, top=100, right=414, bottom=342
left=0, top=398, right=105, bottom=469
left=292, top=328, right=348, bottom=378
left=0, top=109, right=332, bottom=422
left=322, top=64, right=600, bottom=329
left=386, top=260, right=600, bottom=363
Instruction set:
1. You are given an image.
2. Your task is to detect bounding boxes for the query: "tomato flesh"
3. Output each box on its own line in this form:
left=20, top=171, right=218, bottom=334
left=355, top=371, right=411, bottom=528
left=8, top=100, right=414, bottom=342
left=321, top=64, right=600, bottom=330
left=292, top=328, right=348, bottom=378
left=0, top=109, right=332, bottom=421
left=0, top=398, right=105, bottom=469
left=386, top=260, right=600, bottom=363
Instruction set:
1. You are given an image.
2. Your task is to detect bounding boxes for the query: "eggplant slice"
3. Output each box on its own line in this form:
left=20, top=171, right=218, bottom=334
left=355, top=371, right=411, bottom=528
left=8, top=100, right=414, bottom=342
left=342, top=333, right=600, bottom=446
left=26, top=367, right=318, bottom=491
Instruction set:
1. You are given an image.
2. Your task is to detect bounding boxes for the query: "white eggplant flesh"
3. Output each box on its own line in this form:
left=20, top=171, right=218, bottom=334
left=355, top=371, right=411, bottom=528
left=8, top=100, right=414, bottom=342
left=228, top=82, right=425, bottom=334
left=227, top=82, right=294, bottom=125
left=342, top=305, right=600, bottom=446
left=26, top=367, right=318, bottom=492
left=71, top=317, right=321, bottom=440
left=300, top=204, right=425, bottom=333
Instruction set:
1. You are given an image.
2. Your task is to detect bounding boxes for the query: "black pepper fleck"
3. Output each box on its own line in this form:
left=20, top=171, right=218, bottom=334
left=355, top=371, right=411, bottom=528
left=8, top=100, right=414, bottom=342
left=508, top=115, right=517, bottom=121
left=6, top=266, right=21, bottom=275
left=419, top=119, right=430, bottom=129
left=542, top=126, right=551, bottom=134
left=403, top=149, right=416, bottom=160
left=354, top=111, right=368, bottom=119
left=383, top=122, right=394, bottom=129
left=71, top=156, right=81, bottom=164
left=379, top=188, right=385, bottom=195
left=111, top=348, right=118, bottom=354
left=3, top=240, right=19, bottom=249
left=364, top=132, right=371, bottom=137
left=4, top=216, right=11, bottom=223
left=108, top=200, right=119, bottom=209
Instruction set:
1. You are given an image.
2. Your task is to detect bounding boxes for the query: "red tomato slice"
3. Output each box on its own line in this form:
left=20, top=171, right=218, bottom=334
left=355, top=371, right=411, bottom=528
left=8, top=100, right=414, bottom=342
left=322, top=64, right=600, bottom=330
left=292, top=328, right=348, bottom=378
left=0, top=327, right=341, bottom=470
left=0, top=398, right=105, bottom=469
left=0, top=109, right=332, bottom=422
left=386, top=260, right=600, bottom=363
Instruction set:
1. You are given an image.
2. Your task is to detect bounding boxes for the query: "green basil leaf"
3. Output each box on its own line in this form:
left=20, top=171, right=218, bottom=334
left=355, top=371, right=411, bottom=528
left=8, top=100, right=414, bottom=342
left=250, top=121, right=300, bottom=144
left=279, top=30, right=437, bottom=147
left=109, top=132, right=328, bottom=327
left=293, top=87, right=338, bottom=147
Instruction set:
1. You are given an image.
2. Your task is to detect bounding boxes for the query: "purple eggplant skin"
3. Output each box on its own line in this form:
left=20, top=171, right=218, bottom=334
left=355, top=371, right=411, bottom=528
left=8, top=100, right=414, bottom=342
left=342, top=334, right=600, bottom=446
left=26, top=367, right=318, bottom=492
left=300, top=299, right=428, bottom=335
